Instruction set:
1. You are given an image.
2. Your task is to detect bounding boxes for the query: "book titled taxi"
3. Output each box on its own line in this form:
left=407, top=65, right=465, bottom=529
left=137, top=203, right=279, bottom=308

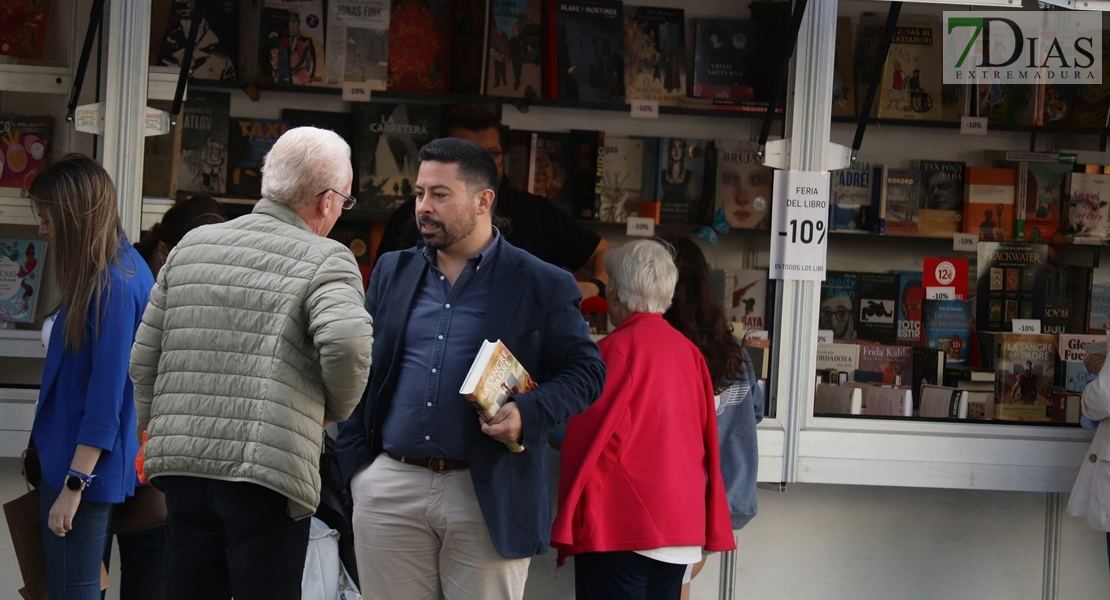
left=460, top=339, right=535, bottom=453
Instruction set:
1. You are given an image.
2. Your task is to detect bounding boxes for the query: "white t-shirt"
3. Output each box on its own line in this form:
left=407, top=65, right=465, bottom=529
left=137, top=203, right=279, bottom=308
left=633, top=546, right=702, bottom=565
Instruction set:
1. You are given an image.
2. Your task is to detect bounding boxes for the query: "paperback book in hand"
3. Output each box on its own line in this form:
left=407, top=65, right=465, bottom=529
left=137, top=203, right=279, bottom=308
left=460, top=340, right=535, bottom=453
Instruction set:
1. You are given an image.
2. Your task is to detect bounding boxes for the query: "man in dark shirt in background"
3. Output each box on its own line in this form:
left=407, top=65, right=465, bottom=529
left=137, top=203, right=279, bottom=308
left=376, top=105, right=611, bottom=299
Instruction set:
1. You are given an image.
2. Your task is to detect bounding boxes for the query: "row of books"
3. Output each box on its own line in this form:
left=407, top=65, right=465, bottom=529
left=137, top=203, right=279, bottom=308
left=149, top=0, right=790, bottom=109
left=832, top=150, right=1110, bottom=245
left=836, top=14, right=1110, bottom=128
left=815, top=332, right=1103, bottom=423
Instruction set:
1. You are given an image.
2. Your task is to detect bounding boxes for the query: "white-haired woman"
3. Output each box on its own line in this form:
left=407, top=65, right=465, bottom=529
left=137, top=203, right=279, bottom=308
left=551, top=239, right=735, bottom=600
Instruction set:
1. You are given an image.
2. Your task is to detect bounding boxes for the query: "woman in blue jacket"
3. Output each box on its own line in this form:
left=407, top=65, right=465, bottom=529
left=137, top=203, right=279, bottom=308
left=29, top=154, right=154, bottom=599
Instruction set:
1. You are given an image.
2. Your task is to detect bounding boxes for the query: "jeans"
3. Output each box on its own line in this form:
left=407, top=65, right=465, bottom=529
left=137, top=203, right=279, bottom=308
left=161, top=476, right=310, bottom=600
left=39, top=482, right=113, bottom=600
left=574, top=551, right=687, bottom=600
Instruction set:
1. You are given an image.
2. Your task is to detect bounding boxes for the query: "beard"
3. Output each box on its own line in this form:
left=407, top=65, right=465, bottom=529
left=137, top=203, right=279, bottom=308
left=419, top=212, right=475, bottom=250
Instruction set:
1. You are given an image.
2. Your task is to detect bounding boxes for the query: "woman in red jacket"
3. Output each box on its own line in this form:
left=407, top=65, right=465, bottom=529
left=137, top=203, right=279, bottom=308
left=552, top=239, right=735, bottom=600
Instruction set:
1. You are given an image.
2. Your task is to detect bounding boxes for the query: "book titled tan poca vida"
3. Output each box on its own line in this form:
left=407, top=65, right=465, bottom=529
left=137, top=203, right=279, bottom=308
left=460, top=340, right=536, bottom=453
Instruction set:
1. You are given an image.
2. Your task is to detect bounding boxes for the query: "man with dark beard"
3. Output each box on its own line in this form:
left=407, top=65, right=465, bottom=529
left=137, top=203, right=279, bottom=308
left=337, top=137, right=605, bottom=598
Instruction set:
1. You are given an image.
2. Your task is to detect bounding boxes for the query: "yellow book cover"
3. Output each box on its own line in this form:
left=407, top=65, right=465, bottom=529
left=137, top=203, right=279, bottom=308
left=460, top=340, right=536, bottom=453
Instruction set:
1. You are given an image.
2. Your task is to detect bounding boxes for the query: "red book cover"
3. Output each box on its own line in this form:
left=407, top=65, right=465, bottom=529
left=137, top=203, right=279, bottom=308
left=0, top=0, right=50, bottom=60
left=387, top=0, right=450, bottom=93
left=543, top=0, right=558, bottom=99
left=922, top=257, right=969, bottom=300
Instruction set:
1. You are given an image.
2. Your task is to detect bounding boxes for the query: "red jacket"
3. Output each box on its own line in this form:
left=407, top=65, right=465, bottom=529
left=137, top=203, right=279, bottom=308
left=551, top=313, right=735, bottom=563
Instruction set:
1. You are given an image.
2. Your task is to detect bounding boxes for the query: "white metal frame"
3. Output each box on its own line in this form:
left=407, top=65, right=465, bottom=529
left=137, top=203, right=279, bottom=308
left=0, top=64, right=72, bottom=95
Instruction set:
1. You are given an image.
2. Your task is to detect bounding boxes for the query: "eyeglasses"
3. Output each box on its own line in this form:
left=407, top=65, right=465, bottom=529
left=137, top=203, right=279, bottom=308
left=820, top=307, right=852, bottom=323
left=318, top=189, right=357, bottom=210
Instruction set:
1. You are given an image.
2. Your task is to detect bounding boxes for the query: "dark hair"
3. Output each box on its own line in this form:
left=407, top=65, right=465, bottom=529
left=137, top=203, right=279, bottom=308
left=445, top=105, right=502, bottom=135
left=418, top=137, right=499, bottom=196
left=660, top=235, right=748, bottom=392
left=135, top=195, right=226, bottom=265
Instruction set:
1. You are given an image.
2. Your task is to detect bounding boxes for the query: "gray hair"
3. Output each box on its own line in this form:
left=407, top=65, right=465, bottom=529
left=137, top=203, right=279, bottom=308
left=603, top=239, right=677, bottom=314
left=261, top=127, right=351, bottom=209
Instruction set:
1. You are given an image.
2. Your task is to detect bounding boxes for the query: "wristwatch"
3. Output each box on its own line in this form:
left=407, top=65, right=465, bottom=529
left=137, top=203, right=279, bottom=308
left=65, top=470, right=94, bottom=492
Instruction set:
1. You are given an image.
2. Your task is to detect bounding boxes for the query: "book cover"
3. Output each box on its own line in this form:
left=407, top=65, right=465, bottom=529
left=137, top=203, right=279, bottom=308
left=1059, top=334, right=1102, bottom=392
left=387, top=0, right=450, bottom=93
left=975, top=241, right=1049, bottom=332
left=1044, top=264, right=1091, bottom=335
left=460, top=339, right=533, bottom=452
left=831, top=16, right=855, bottom=118
left=485, top=0, right=542, bottom=98
left=0, top=115, right=51, bottom=190
left=816, top=342, right=861, bottom=375
left=1037, top=83, right=1079, bottom=127
left=262, top=0, right=325, bottom=86
left=598, top=136, right=644, bottom=223
left=977, top=83, right=1036, bottom=126
left=857, top=272, right=900, bottom=344
left=1091, top=268, right=1110, bottom=332
left=993, top=333, right=1056, bottom=422
left=324, top=0, right=390, bottom=90
left=568, top=129, right=603, bottom=220
left=693, top=19, right=758, bottom=101
left=1021, top=162, right=1072, bottom=243
left=919, top=386, right=968, bottom=419
left=0, top=239, right=45, bottom=324
left=883, top=168, right=922, bottom=236
left=876, top=17, right=941, bottom=121
left=893, top=270, right=923, bottom=346
left=531, top=132, right=573, bottom=216
left=554, top=1, right=624, bottom=102
left=656, top=137, right=707, bottom=225
left=857, top=343, right=913, bottom=385
left=715, top=140, right=772, bottom=229
left=830, top=160, right=874, bottom=232
left=259, top=8, right=293, bottom=86
left=814, top=384, right=863, bottom=415
left=725, top=269, right=767, bottom=331
left=177, top=91, right=230, bottom=195
left=623, top=6, right=685, bottom=106
left=0, top=0, right=49, bottom=59
left=917, top=160, right=964, bottom=238
left=963, top=167, right=1016, bottom=241
left=451, top=0, right=491, bottom=95
left=820, top=272, right=859, bottom=342
left=1066, top=172, right=1110, bottom=241
left=280, top=109, right=354, bottom=142
left=352, top=102, right=441, bottom=212
left=922, top=257, right=968, bottom=300
left=913, top=346, right=946, bottom=404
left=858, top=384, right=914, bottom=417
left=227, top=118, right=289, bottom=197
left=924, top=299, right=972, bottom=365
left=156, top=0, right=238, bottom=81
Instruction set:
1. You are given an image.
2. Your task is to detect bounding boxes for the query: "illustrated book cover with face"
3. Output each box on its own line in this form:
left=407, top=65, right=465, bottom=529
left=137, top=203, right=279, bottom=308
left=0, top=238, right=46, bottom=324
left=715, top=140, right=771, bottom=229
left=876, top=16, right=941, bottom=121
left=262, top=0, right=326, bottom=86
left=820, top=271, right=859, bottom=342
left=485, top=0, right=542, bottom=98
left=916, top=160, right=964, bottom=238
left=177, top=91, right=230, bottom=195
left=656, top=137, right=707, bottom=225
left=623, top=6, right=685, bottom=106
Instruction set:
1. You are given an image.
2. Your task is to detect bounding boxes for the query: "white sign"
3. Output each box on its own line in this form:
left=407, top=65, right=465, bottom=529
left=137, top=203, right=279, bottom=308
left=926, top=287, right=957, bottom=301
left=1012, top=319, right=1041, bottom=334
left=630, top=99, right=659, bottom=119
left=943, top=12, right=1102, bottom=84
left=625, top=216, right=655, bottom=237
left=960, top=116, right=988, bottom=136
left=770, top=170, right=830, bottom=281
left=953, top=232, right=979, bottom=251
left=74, top=103, right=103, bottom=135
left=817, top=330, right=834, bottom=344
left=342, top=82, right=372, bottom=102
left=144, top=108, right=170, bottom=136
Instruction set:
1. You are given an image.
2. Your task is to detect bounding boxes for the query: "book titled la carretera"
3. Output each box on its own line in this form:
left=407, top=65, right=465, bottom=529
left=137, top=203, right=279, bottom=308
left=460, top=339, right=535, bottom=453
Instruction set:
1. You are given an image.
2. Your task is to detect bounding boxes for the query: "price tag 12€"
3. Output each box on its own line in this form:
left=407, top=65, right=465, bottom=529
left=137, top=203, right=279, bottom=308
left=1012, top=319, right=1041, bottom=334
left=631, top=99, right=659, bottom=119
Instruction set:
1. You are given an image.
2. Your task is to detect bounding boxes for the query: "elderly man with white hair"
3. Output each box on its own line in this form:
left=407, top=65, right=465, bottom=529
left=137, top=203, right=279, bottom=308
left=129, top=126, right=373, bottom=600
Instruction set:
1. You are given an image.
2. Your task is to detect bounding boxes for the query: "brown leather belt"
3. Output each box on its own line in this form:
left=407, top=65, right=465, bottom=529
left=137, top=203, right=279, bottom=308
left=385, top=451, right=469, bottom=474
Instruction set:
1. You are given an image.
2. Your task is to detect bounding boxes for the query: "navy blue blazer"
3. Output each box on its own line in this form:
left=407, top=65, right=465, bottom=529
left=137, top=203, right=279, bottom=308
left=33, top=244, right=153, bottom=504
left=337, top=239, right=605, bottom=559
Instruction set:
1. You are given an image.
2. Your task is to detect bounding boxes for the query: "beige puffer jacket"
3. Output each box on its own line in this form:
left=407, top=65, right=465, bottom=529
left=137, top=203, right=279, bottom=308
left=129, top=198, right=373, bottom=519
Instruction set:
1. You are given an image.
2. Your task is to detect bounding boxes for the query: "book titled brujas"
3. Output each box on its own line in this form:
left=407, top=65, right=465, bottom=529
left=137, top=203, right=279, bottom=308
left=353, top=103, right=441, bottom=212
left=0, top=239, right=45, bottom=324
left=554, top=1, right=625, bottom=102
left=387, top=0, right=450, bottom=93
left=486, top=0, right=542, bottom=98
left=715, top=140, right=772, bottom=229
left=623, top=6, right=685, bottom=106
left=656, top=137, right=707, bottom=225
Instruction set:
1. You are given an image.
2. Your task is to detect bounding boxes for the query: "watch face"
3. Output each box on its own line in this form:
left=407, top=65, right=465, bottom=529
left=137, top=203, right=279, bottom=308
left=65, top=475, right=83, bottom=491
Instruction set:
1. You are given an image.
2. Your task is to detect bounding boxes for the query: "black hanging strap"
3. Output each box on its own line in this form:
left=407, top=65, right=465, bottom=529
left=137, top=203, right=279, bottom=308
left=852, top=2, right=902, bottom=154
left=757, top=0, right=810, bottom=152
left=65, top=0, right=106, bottom=124
left=170, top=0, right=211, bottom=126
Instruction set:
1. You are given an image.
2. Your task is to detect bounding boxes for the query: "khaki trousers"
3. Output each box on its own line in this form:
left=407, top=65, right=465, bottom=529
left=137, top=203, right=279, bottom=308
left=350, top=454, right=531, bottom=600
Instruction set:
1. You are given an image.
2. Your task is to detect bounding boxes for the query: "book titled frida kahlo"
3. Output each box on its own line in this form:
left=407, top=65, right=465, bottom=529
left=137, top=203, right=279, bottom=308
left=460, top=339, right=534, bottom=452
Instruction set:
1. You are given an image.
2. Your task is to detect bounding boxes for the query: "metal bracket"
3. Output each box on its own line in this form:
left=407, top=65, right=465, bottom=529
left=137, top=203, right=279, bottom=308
left=66, top=0, right=106, bottom=124
left=763, top=139, right=852, bottom=172
left=74, top=103, right=172, bottom=137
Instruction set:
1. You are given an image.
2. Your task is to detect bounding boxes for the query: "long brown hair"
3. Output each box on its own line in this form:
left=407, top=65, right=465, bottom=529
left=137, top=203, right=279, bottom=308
left=30, top=154, right=125, bottom=350
left=661, top=235, right=747, bottom=392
